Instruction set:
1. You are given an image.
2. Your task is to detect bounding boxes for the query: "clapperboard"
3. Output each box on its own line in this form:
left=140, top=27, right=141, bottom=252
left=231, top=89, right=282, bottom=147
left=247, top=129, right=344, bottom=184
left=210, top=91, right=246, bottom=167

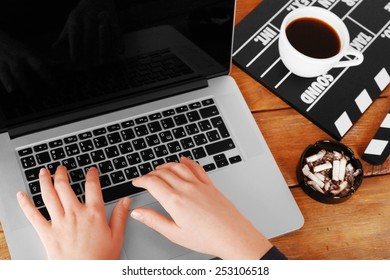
left=233, top=0, right=390, bottom=141
left=362, top=110, right=390, bottom=165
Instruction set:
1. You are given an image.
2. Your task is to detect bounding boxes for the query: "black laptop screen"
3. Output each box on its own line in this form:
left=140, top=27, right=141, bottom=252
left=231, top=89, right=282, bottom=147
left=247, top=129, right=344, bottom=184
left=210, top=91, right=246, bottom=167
left=0, top=0, right=235, bottom=135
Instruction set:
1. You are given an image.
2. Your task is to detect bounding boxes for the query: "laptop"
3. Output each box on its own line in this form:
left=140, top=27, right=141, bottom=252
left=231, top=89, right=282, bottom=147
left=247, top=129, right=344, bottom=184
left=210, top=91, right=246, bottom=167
left=0, top=0, right=303, bottom=259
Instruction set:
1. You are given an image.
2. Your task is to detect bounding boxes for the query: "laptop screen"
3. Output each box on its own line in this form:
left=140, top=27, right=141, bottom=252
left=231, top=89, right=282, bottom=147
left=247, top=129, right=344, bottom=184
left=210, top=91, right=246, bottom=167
left=0, top=0, right=235, bottom=136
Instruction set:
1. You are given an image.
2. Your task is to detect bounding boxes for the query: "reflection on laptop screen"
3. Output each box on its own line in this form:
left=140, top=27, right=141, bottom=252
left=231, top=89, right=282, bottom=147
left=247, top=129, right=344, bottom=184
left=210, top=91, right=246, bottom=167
left=0, top=0, right=235, bottom=134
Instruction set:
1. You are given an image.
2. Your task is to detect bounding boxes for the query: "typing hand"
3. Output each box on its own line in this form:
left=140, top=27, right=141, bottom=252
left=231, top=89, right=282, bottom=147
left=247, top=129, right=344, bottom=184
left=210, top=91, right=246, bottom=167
left=16, top=166, right=130, bottom=259
left=132, top=157, right=273, bottom=259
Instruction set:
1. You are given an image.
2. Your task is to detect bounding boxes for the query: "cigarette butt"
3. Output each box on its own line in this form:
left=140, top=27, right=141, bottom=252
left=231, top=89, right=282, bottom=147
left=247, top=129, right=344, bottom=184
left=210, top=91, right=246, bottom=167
left=313, top=161, right=332, bottom=173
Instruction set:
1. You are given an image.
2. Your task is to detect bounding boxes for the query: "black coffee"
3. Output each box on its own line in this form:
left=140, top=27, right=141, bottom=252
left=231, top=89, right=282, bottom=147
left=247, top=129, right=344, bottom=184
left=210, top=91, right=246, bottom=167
left=286, top=17, right=341, bottom=59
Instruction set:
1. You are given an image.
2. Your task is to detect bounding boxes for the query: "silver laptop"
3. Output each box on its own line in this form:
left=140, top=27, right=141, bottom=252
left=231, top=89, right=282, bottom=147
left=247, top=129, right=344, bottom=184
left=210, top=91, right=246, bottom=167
left=0, top=0, right=303, bottom=259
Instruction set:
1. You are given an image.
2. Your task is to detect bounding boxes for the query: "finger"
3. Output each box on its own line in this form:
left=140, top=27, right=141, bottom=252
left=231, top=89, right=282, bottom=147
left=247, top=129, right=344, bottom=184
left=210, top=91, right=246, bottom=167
left=132, top=174, right=175, bottom=203
left=147, top=167, right=190, bottom=192
left=16, top=192, right=50, bottom=235
left=109, top=197, right=130, bottom=244
left=131, top=207, right=179, bottom=241
left=156, top=161, right=197, bottom=182
left=179, top=157, right=214, bottom=185
left=0, top=62, right=17, bottom=93
left=39, top=168, right=64, bottom=220
left=53, top=166, right=80, bottom=211
left=51, top=25, right=67, bottom=49
left=84, top=167, right=104, bottom=208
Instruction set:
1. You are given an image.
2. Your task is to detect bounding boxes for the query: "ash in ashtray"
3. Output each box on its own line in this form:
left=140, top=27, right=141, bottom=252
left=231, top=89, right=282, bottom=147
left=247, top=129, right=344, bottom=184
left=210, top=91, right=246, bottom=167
left=302, top=149, right=362, bottom=196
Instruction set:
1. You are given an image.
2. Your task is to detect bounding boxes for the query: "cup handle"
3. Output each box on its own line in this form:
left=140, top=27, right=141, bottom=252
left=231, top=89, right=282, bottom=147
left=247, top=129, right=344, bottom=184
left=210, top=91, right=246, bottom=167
left=334, top=47, right=364, bottom=68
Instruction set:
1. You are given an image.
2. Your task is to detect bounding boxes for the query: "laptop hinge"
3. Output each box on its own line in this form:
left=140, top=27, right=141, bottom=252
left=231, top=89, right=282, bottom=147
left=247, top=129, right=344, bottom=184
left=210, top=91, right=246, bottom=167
left=8, top=78, right=208, bottom=139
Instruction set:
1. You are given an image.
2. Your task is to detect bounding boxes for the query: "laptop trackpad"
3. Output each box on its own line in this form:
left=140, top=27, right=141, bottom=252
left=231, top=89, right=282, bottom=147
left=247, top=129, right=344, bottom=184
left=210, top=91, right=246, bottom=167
left=123, top=202, right=191, bottom=259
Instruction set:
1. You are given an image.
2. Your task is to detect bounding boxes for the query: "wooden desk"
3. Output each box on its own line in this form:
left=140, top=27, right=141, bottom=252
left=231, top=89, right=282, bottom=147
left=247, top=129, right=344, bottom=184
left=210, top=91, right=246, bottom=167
left=1, top=0, right=389, bottom=260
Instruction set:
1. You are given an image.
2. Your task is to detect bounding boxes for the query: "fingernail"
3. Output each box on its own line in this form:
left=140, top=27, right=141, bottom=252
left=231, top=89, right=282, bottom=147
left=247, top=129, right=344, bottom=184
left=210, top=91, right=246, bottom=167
left=39, top=168, right=47, bottom=175
left=130, top=209, right=142, bottom=220
left=122, top=197, right=130, bottom=209
left=16, top=192, right=24, bottom=200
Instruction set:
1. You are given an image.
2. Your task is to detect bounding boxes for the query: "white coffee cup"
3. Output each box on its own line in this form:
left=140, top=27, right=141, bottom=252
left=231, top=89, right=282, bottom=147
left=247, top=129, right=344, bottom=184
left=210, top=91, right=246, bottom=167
left=278, top=6, right=364, bottom=78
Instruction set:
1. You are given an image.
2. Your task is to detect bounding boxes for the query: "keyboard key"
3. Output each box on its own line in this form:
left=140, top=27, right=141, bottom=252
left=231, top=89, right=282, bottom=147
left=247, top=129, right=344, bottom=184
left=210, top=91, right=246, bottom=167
left=102, top=181, right=142, bottom=203
left=121, top=128, right=135, bottom=140
left=194, top=134, right=208, bottom=146
left=201, top=98, right=214, bottom=106
left=172, top=127, right=186, bottom=139
left=61, top=158, right=77, bottom=171
left=36, top=152, right=51, bottom=165
left=175, top=105, right=188, bottom=113
left=185, top=123, right=199, bottom=135
left=148, top=121, right=162, bottom=133
left=64, top=135, right=78, bottom=144
left=206, top=130, right=221, bottom=142
left=211, top=116, right=230, bottom=138
left=138, top=162, right=152, bottom=175
left=216, top=159, right=229, bottom=168
left=149, top=113, right=162, bottom=120
left=192, top=147, right=207, bottom=159
left=134, top=125, right=148, bottom=137
left=140, top=149, right=155, bottom=161
left=107, top=132, right=122, bottom=144
left=121, top=120, right=134, bottom=128
left=199, top=105, right=219, bottom=119
left=38, top=207, right=51, bottom=221
left=69, top=169, right=85, bottom=182
left=50, top=147, right=66, bottom=160
left=134, top=116, right=148, bottom=125
left=18, top=148, right=33, bottom=157
left=79, top=132, right=92, bottom=140
left=93, top=128, right=107, bottom=136
left=180, top=137, right=195, bottom=149
left=127, top=152, right=141, bottom=165
left=49, top=140, right=63, bottom=148
left=161, top=118, right=175, bottom=129
left=167, top=141, right=182, bottom=153
left=154, top=145, right=169, bottom=157
left=91, top=150, right=106, bottom=162
left=132, top=138, right=147, bottom=150
left=71, top=183, right=83, bottom=196
left=146, top=134, right=160, bottom=146
left=151, top=158, right=165, bottom=169
left=33, top=194, right=44, bottom=207
left=65, top=144, right=80, bottom=156
left=47, top=161, right=61, bottom=174
left=79, top=140, right=94, bottom=152
left=178, top=151, right=193, bottom=160
left=203, top=163, right=216, bottom=172
left=33, top=143, right=48, bottom=152
left=99, top=175, right=111, bottom=188
left=159, top=131, right=173, bottom=142
left=174, top=114, right=188, bottom=126
left=107, top=124, right=121, bottom=132
left=28, top=181, right=41, bottom=195
left=189, top=102, right=201, bottom=109
left=205, top=139, right=235, bottom=155
left=186, top=111, right=201, bottom=122
left=113, top=156, right=128, bottom=169
left=229, top=155, right=242, bottom=164
left=198, top=119, right=212, bottom=131
left=105, top=146, right=120, bottom=158
left=110, top=170, right=126, bottom=184
left=21, top=156, right=36, bottom=169
left=99, top=161, right=114, bottom=174
left=124, top=167, right=139, bottom=180
left=162, top=109, right=175, bottom=117
left=93, top=136, right=108, bottom=148
left=165, top=155, right=179, bottom=163
left=76, top=154, right=92, bottom=166
left=119, top=142, right=133, bottom=154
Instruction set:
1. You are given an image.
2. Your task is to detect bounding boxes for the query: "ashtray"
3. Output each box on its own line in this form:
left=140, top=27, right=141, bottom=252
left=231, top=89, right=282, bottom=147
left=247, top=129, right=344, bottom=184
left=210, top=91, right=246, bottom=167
left=297, top=140, right=363, bottom=204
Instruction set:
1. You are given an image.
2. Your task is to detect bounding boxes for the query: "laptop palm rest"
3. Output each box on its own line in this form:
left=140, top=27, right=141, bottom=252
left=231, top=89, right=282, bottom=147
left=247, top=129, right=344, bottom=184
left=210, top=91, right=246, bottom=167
left=123, top=202, right=192, bottom=260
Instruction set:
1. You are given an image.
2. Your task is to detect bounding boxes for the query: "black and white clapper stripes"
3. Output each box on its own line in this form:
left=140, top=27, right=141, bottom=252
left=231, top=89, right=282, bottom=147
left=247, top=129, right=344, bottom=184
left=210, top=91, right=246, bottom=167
left=362, top=110, right=390, bottom=165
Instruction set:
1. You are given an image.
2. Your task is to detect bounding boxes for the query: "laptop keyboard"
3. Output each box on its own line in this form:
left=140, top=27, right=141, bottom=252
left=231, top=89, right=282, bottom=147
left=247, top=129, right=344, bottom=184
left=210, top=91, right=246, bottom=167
left=17, top=98, right=242, bottom=220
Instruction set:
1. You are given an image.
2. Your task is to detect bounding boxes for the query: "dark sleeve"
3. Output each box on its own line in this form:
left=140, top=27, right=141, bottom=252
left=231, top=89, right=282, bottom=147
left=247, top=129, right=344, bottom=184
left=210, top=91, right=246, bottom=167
left=260, top=246, right=288, bottom=260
